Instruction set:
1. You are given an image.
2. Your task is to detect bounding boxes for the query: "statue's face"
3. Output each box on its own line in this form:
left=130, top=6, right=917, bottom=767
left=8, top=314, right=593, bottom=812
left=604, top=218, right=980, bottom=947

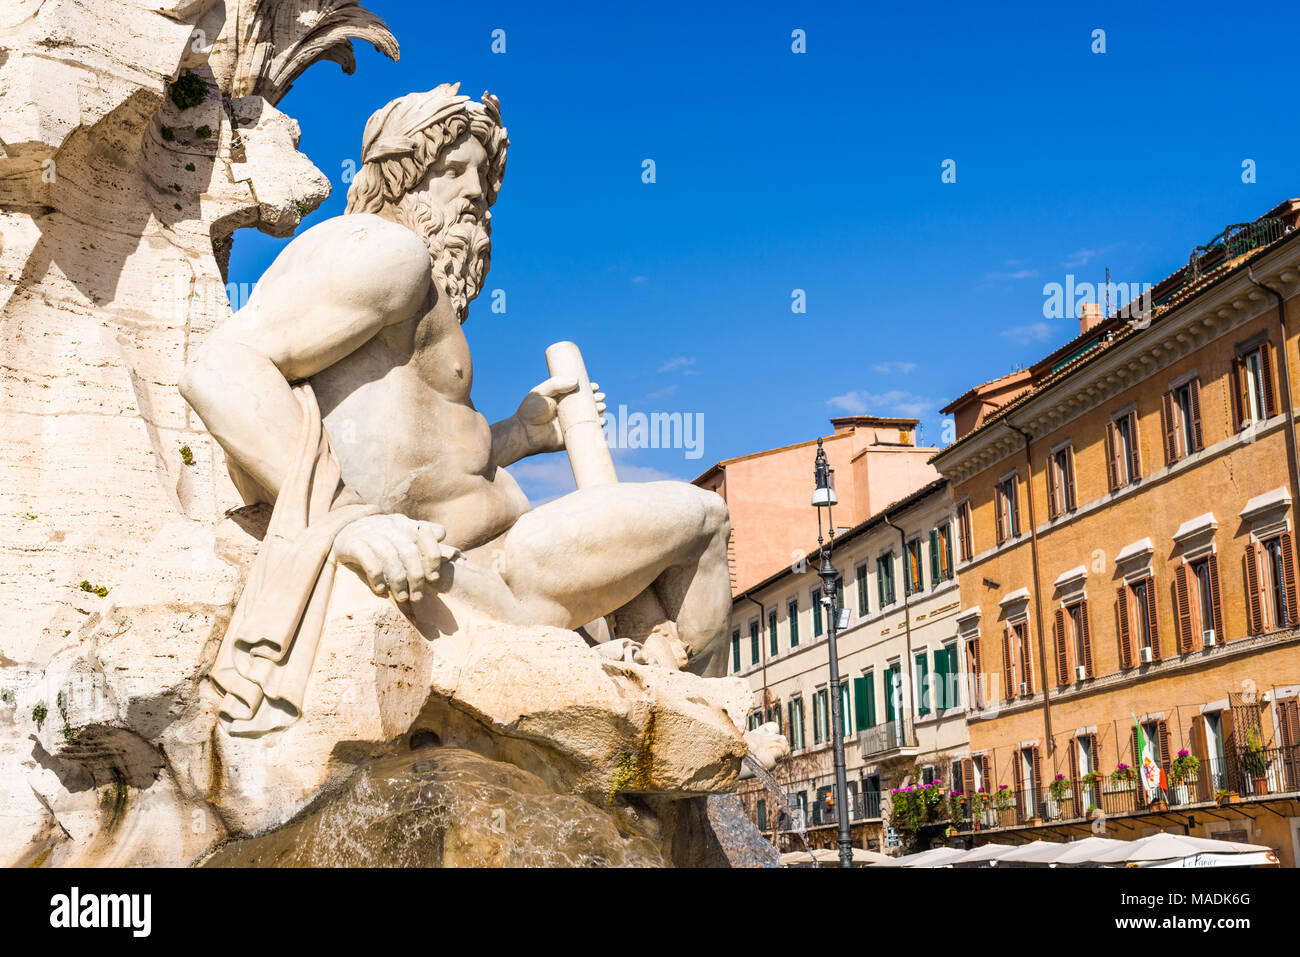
left=412, top=132, right=490, bottom=228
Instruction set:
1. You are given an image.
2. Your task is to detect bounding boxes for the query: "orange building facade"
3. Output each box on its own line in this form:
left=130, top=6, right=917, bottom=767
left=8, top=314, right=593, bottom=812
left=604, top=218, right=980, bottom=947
left=932, top=201, right=1300, bottom=865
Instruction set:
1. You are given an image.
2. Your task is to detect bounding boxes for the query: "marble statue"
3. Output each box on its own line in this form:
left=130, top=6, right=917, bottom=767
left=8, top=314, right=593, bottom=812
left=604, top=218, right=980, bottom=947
left=179, top=84, right=760, bottom=738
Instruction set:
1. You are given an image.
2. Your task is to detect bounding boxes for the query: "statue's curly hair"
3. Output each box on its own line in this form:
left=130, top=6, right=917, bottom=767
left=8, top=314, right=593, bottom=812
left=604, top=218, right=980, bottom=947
left=345, top=89, right=508, bottom=215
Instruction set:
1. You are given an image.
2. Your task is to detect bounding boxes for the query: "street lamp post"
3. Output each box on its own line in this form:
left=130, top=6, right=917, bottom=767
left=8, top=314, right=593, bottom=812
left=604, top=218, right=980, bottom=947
left=812, top=437, right=854, bottom=868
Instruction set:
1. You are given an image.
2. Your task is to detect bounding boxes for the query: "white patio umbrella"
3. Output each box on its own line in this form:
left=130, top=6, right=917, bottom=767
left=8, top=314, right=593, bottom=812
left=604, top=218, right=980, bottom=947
left=1043, top=836, right=1131, bottom=866
left=869, top=845, right=969, bottom=867
left=945, top=842, right=1017, bottom=866
left=986, top=840, right=1063, bottom=865
left=1088, top=832, right=1275, bottom=866
left=778, top=847, right=893, bottom=867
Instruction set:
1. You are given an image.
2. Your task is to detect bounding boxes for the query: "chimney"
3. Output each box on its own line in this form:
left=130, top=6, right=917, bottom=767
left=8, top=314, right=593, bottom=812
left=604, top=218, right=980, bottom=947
left=1079, top=301, right=1103, bottom=336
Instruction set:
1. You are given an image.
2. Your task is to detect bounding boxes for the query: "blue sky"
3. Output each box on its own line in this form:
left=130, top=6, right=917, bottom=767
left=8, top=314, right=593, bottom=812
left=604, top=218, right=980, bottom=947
left=229, top=0, right=1300, bottom=502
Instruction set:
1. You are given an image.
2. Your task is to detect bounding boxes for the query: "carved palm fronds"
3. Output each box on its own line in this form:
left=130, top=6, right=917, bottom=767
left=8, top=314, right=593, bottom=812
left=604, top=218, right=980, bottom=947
left=219, top=0, right=399, bottom=104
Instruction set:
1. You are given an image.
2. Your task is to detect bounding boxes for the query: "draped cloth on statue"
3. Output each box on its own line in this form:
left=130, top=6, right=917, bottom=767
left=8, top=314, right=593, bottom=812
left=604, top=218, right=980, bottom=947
left=210, top=383, right=380, bottom=736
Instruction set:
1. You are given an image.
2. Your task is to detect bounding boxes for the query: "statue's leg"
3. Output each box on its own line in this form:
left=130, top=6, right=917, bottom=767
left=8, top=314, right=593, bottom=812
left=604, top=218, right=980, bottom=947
left=498, top=481, right=732, bottom=678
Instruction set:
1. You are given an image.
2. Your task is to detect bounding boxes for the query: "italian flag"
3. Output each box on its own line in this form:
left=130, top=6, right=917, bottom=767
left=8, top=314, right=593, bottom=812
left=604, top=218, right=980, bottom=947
left=1134, top=715, right=1166, bottom=800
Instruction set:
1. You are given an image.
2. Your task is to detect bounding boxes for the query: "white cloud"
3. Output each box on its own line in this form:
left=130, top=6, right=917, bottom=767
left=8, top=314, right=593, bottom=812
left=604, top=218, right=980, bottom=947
left=984, top=267, right=1039, bottom=281
left=872, top=361, right=918, bottom=375
left=658, top=356, right=698, bottom=375
left=1001, top=321, right=1056, bottom=344
left=827, top=389, right=937, bottom=420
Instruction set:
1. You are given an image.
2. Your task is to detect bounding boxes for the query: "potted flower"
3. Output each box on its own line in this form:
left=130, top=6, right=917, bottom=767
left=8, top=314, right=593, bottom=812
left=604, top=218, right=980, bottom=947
left=969, top=789, right=988, bottom=829
left=1169, top=749, right=1200, bottom=804
left=948, top=791, right=965, bottom=827
left=1047, top=773, right=1070, bottom=820
left=1110, top=763, right=1136, bottom=791
left=1215, top=787, right=1240, bottom=806
left=1243, top=728, right=1270, bottom=795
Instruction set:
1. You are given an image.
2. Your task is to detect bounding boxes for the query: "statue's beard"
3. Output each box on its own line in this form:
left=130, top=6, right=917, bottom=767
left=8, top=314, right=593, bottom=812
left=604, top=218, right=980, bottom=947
left=394, top=195, right=491, bottom=323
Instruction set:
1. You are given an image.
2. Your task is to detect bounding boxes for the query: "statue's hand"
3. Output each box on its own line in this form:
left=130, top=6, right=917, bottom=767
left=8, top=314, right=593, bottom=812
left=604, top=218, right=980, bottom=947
left=331, top=513, right=449, bottom=602
left=514, top=376, right=606, bottom=455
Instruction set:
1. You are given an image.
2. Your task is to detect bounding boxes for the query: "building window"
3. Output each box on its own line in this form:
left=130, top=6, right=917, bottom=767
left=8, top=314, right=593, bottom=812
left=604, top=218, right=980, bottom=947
left=1002, top=620, right=1032, bottom=697
left=934, top=640, right=959, bottom=710
left=756, top=798, right=767, bottom=831
left=995, top=474, right=1020, bottom=543
left=1175, top=555, right=1224, bottom=651
left=747, top=711, right=762, bottom=731
left=877, top=552, right=896, bottom=607
left=812, top=688, right=829, bottom=745
left=841, top=682, right=852, bottom=737
left=1106, top=410, right=1141, bottom=490
left=1163, top=379, right=1204, bottom=463
left=1047, top=444, right=1077, bottom=519
left=1233, top=342, right=1276, bottom=429
left=920, top=764, right=936, bottom=785
left=929, top=524, right=954, bottom=584
left=812, top=587, right=824, bottom=637
left=905, top=538, right=924, bottom=596
left=787, top=696, right=805, bottom=750
left=957, top=499, right=974, bottom=562
left=788, top=598, right=799, bottom=647
left=1117, top=575, right=1160, bottom=666
left=731, top=629, right=741, bottom=672
left=965, top=636, right=983, bottom=710
left=1053, top=599, right=1093, bottom=685
left=884, top=662, right=902, bottom=722
left=1248, top=534, right=1298, bottom=633
left=749, top=619, right=760, bottom=665
left=768, top=608, right=779, bottom=656
left=856, top=562, right=869, bottom=617
left=764, top=700, right=782, bottom=732
left=854, top=670, right=876, bottom=730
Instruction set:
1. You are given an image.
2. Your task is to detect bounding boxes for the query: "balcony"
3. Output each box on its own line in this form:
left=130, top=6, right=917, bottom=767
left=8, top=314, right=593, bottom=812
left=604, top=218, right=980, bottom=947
left=858, top=717, right=919, bottom=760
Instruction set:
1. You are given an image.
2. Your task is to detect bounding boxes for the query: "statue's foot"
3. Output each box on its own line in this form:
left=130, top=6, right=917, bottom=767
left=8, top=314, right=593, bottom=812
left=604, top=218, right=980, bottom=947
left=742, top=722, right=790, bottom=772
left=593, top=638, right=648, bottom=666
left=640, top=621, right=690, bottom=671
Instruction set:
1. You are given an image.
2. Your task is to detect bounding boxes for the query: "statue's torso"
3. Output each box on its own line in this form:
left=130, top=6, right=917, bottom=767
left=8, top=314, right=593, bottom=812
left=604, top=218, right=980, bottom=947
left=309, top=291, right=529, bottom=549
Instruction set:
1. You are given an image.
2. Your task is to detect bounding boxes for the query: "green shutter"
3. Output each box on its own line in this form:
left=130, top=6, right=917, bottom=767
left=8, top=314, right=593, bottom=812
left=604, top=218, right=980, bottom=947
left=750, top=620, right=760, bottom=664
left=854, top=676, right=869, bottom=730
left=812, top=589, right=823, bottom=636
left=944, top=524, right=954, bottom=580
left=929, top=528, right=940, bottom=585
left=884, top=666, right=897, bottom=722
left=857, top=564, right=869, bottom=616
left=866, top=673, right=876, bottom=727
left=731, top=630, right=740, bottom=671
left=933, top=645, right=949, bottom=710
left=789, top=600, right=799, bottom=646
left=841, top=682, right=851, bottom=735
left=768, top=610, right=778, bottom=655
left=916, top=652, right=930, bottom=715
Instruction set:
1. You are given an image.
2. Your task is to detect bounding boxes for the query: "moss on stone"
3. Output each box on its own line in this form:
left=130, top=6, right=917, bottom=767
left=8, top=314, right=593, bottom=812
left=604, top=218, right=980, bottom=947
left=169, top=71, right=207, bottom=111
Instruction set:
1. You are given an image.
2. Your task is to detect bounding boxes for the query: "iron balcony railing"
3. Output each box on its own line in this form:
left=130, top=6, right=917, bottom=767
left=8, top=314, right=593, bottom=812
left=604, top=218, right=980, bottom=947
left=858, top=717, right=918, bottom=758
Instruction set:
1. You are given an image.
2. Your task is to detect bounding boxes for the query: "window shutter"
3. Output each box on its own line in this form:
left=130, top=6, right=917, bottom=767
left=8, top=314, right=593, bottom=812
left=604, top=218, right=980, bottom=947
left=1130, top=726, right=1140, bottom=775
left=1064, top=444, right=1077, bottom=510
left=1126, top=412, right=1142, bottom=481
left=1047, top=455, right=1061, bottom=519
left=1068, top=737, right=1080, bottom=809
left=1012, top=754, right=1024, bottom=818
left=1281, top=531, right=1298, bottom=627
left=995, top=485, right=1007, bottom=544
left=1162, top=390, right=1179, bottom=463
left=1018, top=625, right=1033, bottom=694
left=1088, top=732, right=1100, bottom=774
left=853, top=676, right=868, bottom=731
left=1175, top=563, right=1194, bottom=653
left=1279, top=698, right=1300, bottom=792
left=1157, top=720, right=1171, bottom=777
left=1144, top=575, right=1160, bottom=660
left=1105, top=420, right=1119, bottom=491
left=1245, top=542, right=1264, bottom=634
left=943, top=525, right=953, bottom=579
left=1116, top=585, right=1132, bottom=668
left=960, top=501, right=973, bottom=560
left=961, top=759, right=975, bottom=801
left=933, top=647, right=948, bottom=710
left=1232, top=355, right=1248, bottom=429
left=1207, top=553, right=1225, bottom=641
left=1002, top=627, right=1014, bottom=699
left=1079, top=599, right=1094, bottom=677
left=1031, top=746, right=1043, bottom=813
left=1189, top=378, right=1204, bottom=451
left=1261, top=342, right=1277, bottom=417
left=929, top=529, right=941, bottom=585
left=979, top=754, right=991, bottom=793
left=1010, top=480, right=1020, bottom=535
left=1053, top=608, right=1068, bottom=687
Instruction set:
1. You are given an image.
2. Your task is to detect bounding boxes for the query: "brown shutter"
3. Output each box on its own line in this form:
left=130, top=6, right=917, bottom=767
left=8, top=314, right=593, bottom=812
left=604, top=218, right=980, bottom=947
left=1281, top=531, right=1298, bottom=628
left=962, top=758, right=975, bottom=802
left=1068, top=737, right=1081, bottom=810
left=1031, top=746, right=1043, bottom=815
left=1019, top=624, right=1033, bottom=694
left=1175, top=563, right=1194, bottom=653
left=1012, top=751, right=1025, bottom=819
left=1232, top=355, right=1249, bottom=429
left=1207, top=552, right=1225, bottom=641
left=1144, top=575, right=1160, bottom=660
left=1189, top=378, right=1204, bottom=452
left=1246, top=542, right=1264, bottom=634
left=1010, top=479, right=1020, bottom=536
left=979, top=754, right=991, bottom=794
left=1064, top=445, right=1077, bottom=510
left=1190, top=715, right=1208, bottom=799
left=1089, top=732, right=1100, bottom=774
left=994, top=485, right=1006, bottom=544
left=1079, top=599, right=1095, bottom=677
left=1002, top=627, right=1014, bottom=699
left=1261, top=342, right=1277, bottom=417
left=1105, top=420, right=1119, bottom=491
left=1130, top=727, right=1140, bottom=783
left=1047, top=455, right=1060, bottom=520
left=1157, top=720, right=1171, bottom=777
left=1117, top=585, right=1132, bottom=668
left=1054, top=609, right=1068, bottom=686
left=1162, top=390, right=1179, bottom=463
left=1127, top=412, right=1142, bottom=481
left=1279, top=698, right=1300, bottom=792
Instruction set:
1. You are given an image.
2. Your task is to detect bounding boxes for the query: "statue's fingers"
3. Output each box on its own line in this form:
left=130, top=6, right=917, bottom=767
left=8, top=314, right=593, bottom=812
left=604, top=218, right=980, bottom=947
left=589, top=382, right=599, bottom=392
left=347, top=539, right=388, bottom=595
left=371, top=537, right=411, bottom=602
left=415, top=523, right=446, bottom=580
left=531, top=376, right=578, bottom=399
left=379, top=526, right=425, bottom=601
